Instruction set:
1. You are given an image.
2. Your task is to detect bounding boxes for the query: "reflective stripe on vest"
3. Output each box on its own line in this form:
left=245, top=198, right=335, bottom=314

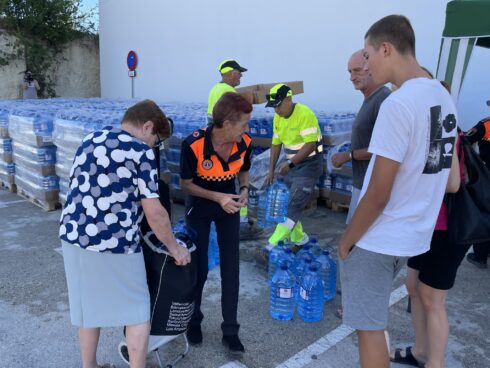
left=283, top=138, right=323, bottom=160
left=188, top=129, right=251, bottom=181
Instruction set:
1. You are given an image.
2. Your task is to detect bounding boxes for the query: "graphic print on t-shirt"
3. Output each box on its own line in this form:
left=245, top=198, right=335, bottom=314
left=423, top=105, right=457, bottom=174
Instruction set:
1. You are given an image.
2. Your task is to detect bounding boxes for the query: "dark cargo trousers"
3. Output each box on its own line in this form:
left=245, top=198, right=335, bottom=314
left=186, top=199, right=240, bottom=336
left=283, top=175, right=318, bottom=222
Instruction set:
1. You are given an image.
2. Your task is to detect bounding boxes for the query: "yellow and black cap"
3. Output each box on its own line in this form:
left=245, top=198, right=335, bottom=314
left=218, top=59, right=247, bottom=74
left=265, top=83, right=293, bottom=108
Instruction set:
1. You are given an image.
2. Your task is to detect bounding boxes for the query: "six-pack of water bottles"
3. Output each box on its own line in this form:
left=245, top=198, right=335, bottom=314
left=269, top=239, right=337, bottom=322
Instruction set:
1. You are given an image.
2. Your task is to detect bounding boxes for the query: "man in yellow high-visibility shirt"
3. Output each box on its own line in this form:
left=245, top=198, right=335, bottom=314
left=265, top=83, right=323, bottom=250
left=207, top=59, right=247, bottom=124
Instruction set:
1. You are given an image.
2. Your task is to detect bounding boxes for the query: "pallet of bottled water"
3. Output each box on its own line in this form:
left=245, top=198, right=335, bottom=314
left=317, top=113, right=355, bottom=146
left=0, top=103, right=12, bottom=138
left=9, top=107, right=56, bottom=148
left=0, top=138, right=12, bottom=164
left=0, top=161, right=15, bottom=192
left=12, top=141, right=57, bottom=177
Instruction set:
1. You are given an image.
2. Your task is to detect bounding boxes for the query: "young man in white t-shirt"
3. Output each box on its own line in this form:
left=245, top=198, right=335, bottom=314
left=337, top=15, right=460, bottom=368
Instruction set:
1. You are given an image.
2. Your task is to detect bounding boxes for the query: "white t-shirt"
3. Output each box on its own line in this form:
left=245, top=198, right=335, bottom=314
left=357, top=78, right=457, bottom=257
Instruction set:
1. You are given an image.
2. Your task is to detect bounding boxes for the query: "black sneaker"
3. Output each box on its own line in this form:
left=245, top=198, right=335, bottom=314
left=467, top=252, right=488, bottom=269
left=222, top=334, right=245, bottom=353
left=186, top=325, right=203, bottom=345
left=239, top=222, right=264, bottom=240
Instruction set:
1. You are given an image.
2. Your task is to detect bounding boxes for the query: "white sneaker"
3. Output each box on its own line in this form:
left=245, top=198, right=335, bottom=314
left=265, top=244, right=275, bottom=252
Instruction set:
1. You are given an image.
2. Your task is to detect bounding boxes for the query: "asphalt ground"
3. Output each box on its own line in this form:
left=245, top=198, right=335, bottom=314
left=0, top=187, right=489, bottom=368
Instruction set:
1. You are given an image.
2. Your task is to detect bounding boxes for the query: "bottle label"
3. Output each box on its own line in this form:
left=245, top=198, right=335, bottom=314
left=300, top=287, right=309, bottom=300
left=277, top=288, right=293, bottom=299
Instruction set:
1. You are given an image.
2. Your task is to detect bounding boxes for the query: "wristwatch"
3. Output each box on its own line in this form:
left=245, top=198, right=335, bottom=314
left=287, top=159, right=295, bottom=169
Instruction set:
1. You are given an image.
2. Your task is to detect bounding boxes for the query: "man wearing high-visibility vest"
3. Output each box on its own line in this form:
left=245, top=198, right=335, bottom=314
left=265, top=83, right=323, bottom=249
left=207, top=59, right=247, bottom=124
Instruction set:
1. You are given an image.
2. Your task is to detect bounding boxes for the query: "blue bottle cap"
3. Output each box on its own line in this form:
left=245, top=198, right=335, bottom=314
left=309, top=265, right=319, bottom=272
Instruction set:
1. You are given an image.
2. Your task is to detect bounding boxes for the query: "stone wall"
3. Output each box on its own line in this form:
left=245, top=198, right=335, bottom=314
left=0, top=30, right=100, bottom=99
left=0, top=31, right=25, bottom=100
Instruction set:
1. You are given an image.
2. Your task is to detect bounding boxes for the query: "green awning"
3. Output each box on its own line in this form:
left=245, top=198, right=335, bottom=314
left=443, top=0, right=490, bottom=47
left=437, top=0, right=490, bottom=100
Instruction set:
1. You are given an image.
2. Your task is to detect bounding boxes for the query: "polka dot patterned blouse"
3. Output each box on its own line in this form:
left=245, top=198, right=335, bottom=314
left=59, top=126, right=159, bottom=254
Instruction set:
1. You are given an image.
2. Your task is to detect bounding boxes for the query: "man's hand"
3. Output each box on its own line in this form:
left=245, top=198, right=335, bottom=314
left=338, top=240, right=354, bottom=260
left=238, top=187, right=248, bottom=206
left=331, top=152, right=350, bottom=168
left=217, top=193, right=243, bottom=214
left=168, top=242, right=191, bottom=266
left=278, top=162, right=290, bottom=176
left=264, top=173, right=274, bottom=187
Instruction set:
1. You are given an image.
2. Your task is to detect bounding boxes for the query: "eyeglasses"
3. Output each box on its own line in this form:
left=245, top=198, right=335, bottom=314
left=155, top=133, right=165, bottom=149
left=266, top=93, right=277, bottom=101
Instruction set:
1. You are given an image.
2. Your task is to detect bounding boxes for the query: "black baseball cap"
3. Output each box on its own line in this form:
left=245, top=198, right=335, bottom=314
left=218, top=59, right=247, bottom=74
left=265, top=84, right=292, bottom=108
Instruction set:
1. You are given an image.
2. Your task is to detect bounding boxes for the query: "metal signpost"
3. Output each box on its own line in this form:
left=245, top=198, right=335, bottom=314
left=127, top=50, right=138, bottom=98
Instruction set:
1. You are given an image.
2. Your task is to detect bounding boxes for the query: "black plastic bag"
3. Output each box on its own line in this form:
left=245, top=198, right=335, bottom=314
left=446, top=136, right=490, bottom=244
left=140, top=179, right=197, bottom=335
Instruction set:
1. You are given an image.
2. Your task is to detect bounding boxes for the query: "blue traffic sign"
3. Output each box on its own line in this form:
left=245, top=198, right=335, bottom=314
left=127, top=51, right=137, bottom=71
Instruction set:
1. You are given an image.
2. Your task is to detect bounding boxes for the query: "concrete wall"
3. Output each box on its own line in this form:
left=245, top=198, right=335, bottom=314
left=52, top=37, right=100, bottom=98
left=0, top=30, right=100, bottom=99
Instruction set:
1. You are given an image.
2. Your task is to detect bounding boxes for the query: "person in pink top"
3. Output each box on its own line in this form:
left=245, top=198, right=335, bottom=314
left=391, top=131, right=466, bottom=368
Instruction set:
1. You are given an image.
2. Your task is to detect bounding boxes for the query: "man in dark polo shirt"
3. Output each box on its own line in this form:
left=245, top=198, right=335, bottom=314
left=332, top=49, right=390, bottom=223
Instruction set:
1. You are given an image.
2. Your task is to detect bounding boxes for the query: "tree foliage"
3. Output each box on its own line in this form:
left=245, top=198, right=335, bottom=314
left=0, top=0, right=97, bottom=97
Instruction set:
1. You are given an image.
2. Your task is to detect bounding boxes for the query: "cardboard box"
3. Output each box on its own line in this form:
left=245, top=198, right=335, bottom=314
left=330, top=190, right=351, bottom=205
left=0, top=128, right=8, bottom=138
left=160, top=170, right=172, bottom=185
left=2, top=152, right=12, bottom=163
left=252, top=136, right=272, bottom=148
left=322, top=132, right=351, bottom=146
left=236, top=81, right=304, bottom=104
left=319, top=188, right=332, bottom=199
left=331, top=165, right=353, bottom=178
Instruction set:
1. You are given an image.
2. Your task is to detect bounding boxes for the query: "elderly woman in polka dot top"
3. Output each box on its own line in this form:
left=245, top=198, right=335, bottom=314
left=59, top=99, right=191, bottom=368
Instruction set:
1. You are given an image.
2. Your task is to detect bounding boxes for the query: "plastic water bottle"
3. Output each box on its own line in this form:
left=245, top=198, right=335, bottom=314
left=268, top=241, right=286, bottom=285
left=295, top=257, right=313, bottom=302
left=208, top=222, right=220, bottom=270
left=277, top=247, right=295, bottom=272
left=296, top=244, right=314, bottom=260
left=293, top=246, right=315, bottom=277
left=316, top=250, right=337, bottom=301
left=270, top=263, right=296, bottom=320
left=257, top=190, right=274, bottom=228
left=298, top=264, right=324, bottom=322
left=266, top=178, right=289, bottom=223
left=308, top=238, right=321, bottom=258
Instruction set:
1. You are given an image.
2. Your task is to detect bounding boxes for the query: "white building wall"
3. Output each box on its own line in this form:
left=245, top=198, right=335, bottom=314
left=99, top=0, right=489, bottom=129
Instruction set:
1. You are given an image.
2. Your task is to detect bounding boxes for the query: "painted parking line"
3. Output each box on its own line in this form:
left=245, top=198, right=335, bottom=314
left=219, top=361, right=249, bottom=368
left=0, top=199, right=27, bottom=208
left=275, top=285, right=408, bottom=368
